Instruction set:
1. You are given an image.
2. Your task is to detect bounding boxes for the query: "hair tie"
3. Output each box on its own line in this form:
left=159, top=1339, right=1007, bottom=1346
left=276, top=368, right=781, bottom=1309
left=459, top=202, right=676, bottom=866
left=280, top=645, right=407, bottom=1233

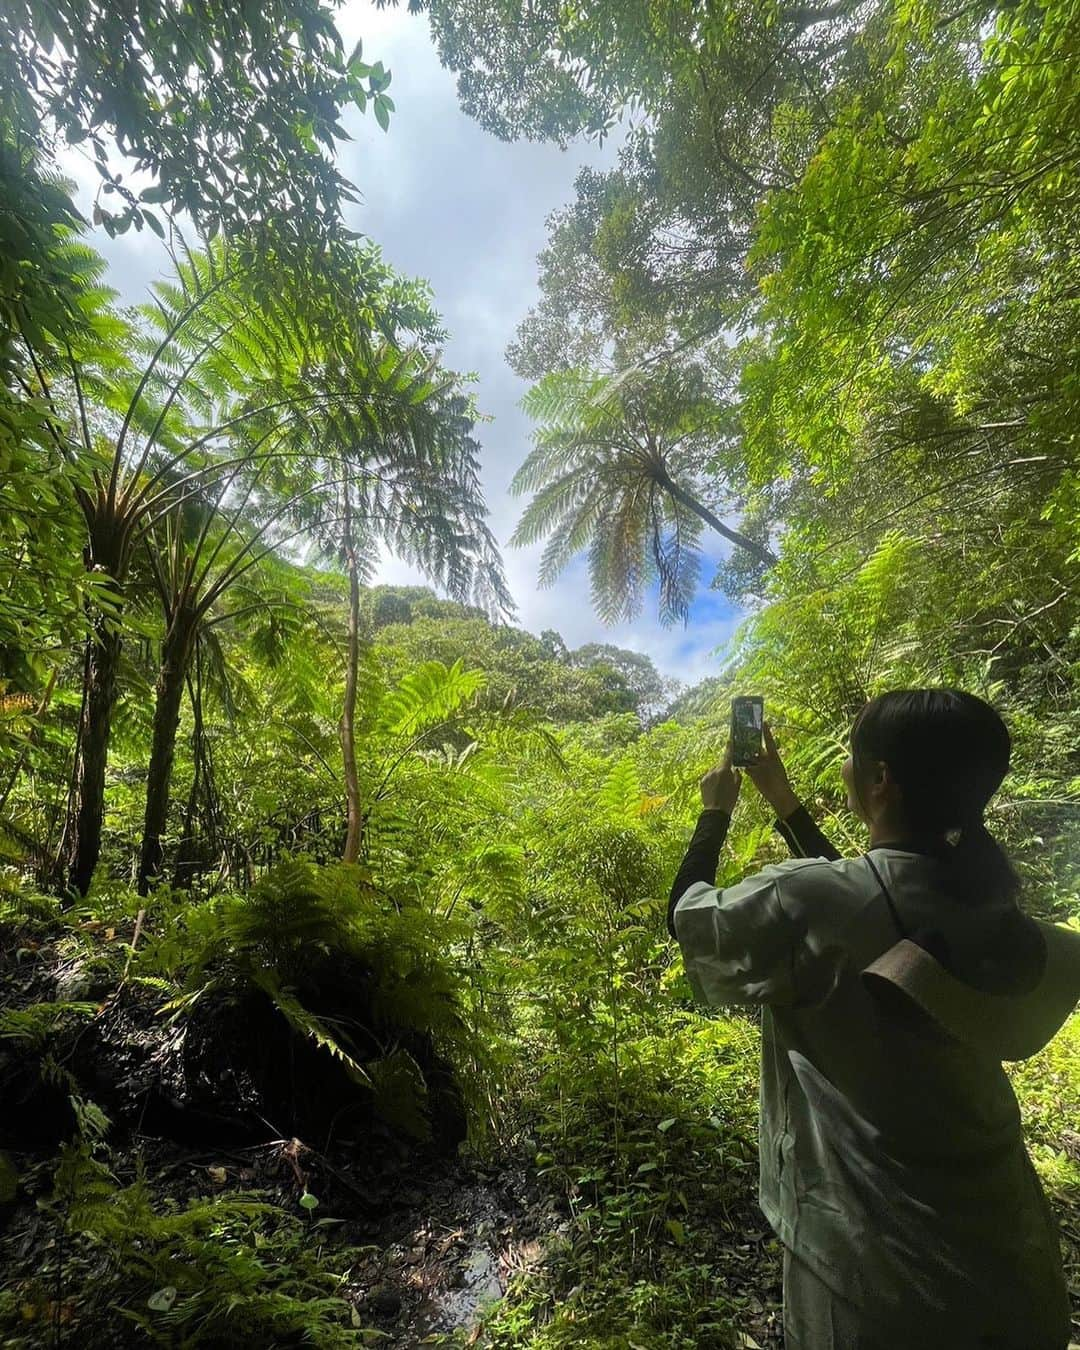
left=945, top=810, right=986, bottom=846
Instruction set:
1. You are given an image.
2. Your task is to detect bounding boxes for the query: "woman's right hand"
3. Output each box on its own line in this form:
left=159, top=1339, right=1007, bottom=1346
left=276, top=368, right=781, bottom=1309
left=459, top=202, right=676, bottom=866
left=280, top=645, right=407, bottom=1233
left=745, top=720, right=800, bottom=818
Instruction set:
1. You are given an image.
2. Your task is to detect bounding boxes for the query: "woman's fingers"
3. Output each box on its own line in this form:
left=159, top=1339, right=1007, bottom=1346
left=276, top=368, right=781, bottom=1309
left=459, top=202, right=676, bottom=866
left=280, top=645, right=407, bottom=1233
left=700, top=743, right=742, bottom=812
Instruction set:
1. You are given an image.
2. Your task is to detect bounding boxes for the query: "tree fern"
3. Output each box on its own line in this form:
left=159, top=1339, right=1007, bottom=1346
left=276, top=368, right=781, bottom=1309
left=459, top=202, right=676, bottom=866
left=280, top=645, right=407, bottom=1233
left=514, top=363, right=771, bottom=625
left=153, top=861, right=476, bottom=1134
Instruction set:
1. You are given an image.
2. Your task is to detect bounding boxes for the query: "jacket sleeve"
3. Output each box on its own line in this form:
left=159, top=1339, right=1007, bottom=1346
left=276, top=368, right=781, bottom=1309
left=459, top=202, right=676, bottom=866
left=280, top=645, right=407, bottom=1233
left=773, top=803, right=842, bottom=861
left=667, top=809, right=730, bottom=939
left=673, top=866, right=844, bottom=1009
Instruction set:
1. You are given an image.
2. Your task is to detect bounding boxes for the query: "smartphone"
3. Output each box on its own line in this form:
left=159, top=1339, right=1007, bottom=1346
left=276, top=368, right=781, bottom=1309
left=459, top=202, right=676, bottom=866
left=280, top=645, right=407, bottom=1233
left=731, top=696, right=764, bottom=766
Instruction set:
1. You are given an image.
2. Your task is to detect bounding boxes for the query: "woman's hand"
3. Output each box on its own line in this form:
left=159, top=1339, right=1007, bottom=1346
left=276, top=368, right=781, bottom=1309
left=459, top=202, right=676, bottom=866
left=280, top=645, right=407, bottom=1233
left=700, top=742, right=742, bottom=814
left=744, top=720, right=799, bottom=818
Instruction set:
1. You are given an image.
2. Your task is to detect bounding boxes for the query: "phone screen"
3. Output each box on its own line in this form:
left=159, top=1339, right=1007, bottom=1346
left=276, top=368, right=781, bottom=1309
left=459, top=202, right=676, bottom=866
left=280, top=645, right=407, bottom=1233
left=731, top=696, right=764, bottom=766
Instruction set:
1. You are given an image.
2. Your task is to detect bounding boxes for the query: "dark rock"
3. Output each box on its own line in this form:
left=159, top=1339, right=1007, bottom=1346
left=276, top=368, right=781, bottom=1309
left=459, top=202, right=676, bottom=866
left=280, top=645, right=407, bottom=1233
left=54, top=960, right=113, bottom=1003
left=367, top=1287, right=402, bottom=1318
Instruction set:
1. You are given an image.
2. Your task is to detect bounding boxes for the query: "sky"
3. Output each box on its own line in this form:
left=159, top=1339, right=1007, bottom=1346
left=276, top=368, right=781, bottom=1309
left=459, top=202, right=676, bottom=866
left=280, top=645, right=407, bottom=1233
left=56, top=1, right=744, bottom=686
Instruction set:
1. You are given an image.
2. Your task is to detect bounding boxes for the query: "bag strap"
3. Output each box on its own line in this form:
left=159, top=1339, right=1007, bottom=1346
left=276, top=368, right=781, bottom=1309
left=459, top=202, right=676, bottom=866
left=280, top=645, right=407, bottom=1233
left=863, top=851, right=909, bottom=941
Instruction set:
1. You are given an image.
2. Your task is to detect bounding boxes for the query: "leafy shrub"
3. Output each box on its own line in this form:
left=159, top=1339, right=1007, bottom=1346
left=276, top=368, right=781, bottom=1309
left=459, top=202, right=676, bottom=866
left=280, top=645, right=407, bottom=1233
left=147, top=860, right=479, bottom=1142
left=1008, top=1008, right=1080, bottom=1195
left=1, top=1143, right=371, bottom=1349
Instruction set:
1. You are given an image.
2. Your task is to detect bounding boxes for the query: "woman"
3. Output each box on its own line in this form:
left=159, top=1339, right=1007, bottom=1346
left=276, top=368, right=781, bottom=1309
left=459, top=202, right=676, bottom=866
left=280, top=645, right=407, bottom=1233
left=668, top=689, right=1080, bottom=1350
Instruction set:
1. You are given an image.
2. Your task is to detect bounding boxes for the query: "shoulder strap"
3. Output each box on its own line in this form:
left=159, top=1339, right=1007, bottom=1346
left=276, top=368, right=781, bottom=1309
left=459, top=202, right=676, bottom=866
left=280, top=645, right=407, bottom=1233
left=863, top=852, right=908, bottom=941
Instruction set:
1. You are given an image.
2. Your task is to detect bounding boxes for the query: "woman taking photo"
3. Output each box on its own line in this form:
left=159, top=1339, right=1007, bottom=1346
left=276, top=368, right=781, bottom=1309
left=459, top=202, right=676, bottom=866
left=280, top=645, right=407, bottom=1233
left=668, top=688, right=1080, bottom=1350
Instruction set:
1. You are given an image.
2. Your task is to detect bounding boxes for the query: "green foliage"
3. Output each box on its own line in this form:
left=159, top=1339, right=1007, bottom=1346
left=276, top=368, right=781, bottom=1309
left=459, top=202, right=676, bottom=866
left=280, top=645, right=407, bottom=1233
left=1, top=0, right=392, bottom=249
left=0, top=882, right=61, bottom=926
left=10, top=1143, right=371, bottom=1348
left=1008, top=1009, right=1080, bottom=1195
left=370, top=591, right=656, bottom=722
left=377, top=658, right=486, bottom=736
left=368, top=1047, right=431, bottom=1140
left=0, top=1001, right=97, bottom=1052
left=149, top=859, right=476, bottom=1139
left=3, top=3, right=1080, bottom=1344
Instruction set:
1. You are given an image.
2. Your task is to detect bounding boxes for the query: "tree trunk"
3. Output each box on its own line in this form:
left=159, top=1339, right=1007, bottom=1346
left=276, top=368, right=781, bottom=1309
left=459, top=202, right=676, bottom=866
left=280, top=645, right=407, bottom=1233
left=340, top=484, right=363, bottom=864
left=661, top=475, right=777, bottom=567
left=138, top=611, right=197, bottom=894
left=66, top=617, right=123, bottom=897
left=172, top=662, right=206, bottom=891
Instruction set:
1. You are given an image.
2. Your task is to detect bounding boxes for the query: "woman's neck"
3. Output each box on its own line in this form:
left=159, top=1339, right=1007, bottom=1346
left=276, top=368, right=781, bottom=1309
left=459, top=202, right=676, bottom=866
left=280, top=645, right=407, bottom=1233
left=869, top=816, right=945, bottom=853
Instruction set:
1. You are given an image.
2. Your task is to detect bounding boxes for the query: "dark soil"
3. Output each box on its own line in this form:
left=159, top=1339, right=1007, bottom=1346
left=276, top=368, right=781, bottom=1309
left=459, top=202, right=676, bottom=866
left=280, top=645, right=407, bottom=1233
left=0, top=916, right=466, bottom=1155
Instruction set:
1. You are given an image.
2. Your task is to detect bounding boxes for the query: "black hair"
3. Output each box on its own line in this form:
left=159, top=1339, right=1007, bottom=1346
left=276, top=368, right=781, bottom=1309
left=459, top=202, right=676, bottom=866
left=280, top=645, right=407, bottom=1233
left=850, top=688, right=1019, bottom=908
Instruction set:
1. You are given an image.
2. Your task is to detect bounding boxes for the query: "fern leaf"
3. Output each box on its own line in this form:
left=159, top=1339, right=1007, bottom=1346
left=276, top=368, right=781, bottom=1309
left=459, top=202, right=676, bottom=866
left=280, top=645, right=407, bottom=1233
left=599, top=757, right=644, bottom=827
left=377, top=659, right=486, bottom=736
left=250, top=971, right=372, bottom=1087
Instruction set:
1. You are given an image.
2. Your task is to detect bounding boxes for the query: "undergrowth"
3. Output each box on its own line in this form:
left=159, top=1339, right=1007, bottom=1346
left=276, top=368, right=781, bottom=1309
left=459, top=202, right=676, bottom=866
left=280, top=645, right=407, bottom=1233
left=2, top=844, right=1079, bottom=1349
left=1, top=1143, right=376, bottom=1349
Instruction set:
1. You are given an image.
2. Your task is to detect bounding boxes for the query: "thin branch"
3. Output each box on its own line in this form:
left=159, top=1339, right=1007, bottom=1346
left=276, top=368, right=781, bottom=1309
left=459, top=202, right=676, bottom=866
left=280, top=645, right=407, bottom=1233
left=110, top=269, right=233, bottom=503
left=63, top=338, right=92, bottom=453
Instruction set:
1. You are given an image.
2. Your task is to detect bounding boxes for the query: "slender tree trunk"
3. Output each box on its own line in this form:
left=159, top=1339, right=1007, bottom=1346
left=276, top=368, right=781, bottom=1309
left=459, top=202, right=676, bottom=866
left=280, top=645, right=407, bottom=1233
left=62, top=502, right=135, bottom=899
left=66, top=617, right=123, bottom=897
left=339, top=482, right=363, bottom=864
left=138, top=611, right=197, bottom=894
left=661, top=474, right=777, bottom=567
left=173, top=663, right=205, bottom=891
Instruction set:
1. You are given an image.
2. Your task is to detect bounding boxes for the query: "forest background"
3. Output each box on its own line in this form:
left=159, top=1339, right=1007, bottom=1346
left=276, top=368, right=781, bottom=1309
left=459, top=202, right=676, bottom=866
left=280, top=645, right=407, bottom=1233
left=1, top=0, right=1079, bottom=1347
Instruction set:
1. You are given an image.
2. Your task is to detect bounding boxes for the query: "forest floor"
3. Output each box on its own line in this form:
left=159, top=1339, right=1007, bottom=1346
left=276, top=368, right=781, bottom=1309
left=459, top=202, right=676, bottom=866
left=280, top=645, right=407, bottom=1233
left=1, top=1133, right=786, bottom=1349
left=4, top=1131, right=1078, bottom=1349
left=3, top=912, right=1077, bottom=1348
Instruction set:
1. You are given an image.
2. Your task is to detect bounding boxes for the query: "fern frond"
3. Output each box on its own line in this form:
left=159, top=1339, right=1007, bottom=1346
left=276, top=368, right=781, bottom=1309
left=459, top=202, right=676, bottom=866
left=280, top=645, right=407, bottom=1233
left=249, top=971, right=372, bottom=1087
left=598, top=757, right=645, bottom=827
left=377, top=659, right=486, bottom=736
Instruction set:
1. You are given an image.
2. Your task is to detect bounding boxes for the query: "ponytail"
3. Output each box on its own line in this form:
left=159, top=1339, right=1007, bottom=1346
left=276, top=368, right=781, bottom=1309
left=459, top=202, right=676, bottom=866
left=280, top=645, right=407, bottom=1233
left=943, top=816, right=1020, bottom=909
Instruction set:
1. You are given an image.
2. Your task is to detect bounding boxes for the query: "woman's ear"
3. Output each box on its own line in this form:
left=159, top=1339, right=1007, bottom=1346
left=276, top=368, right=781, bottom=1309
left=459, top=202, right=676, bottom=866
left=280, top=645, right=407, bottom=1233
left=865, top=760, right=893, bottom=817
left=875, top=761, right=908, bottom=817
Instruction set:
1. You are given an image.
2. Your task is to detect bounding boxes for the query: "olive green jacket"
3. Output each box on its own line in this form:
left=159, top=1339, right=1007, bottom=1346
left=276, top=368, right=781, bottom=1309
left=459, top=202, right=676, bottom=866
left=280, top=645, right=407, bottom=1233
left=672, top=813, right=1079, bottom=1348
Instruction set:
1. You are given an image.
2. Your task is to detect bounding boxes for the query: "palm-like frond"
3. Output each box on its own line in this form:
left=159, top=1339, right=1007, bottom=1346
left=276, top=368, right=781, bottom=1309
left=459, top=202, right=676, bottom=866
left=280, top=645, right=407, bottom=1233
left=514, top=365, right=727, bottom=624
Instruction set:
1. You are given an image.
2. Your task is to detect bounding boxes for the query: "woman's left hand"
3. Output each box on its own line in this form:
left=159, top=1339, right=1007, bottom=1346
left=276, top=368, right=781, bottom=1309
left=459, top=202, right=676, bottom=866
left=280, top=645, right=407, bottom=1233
left=700, top=742, right=741, bottom=814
